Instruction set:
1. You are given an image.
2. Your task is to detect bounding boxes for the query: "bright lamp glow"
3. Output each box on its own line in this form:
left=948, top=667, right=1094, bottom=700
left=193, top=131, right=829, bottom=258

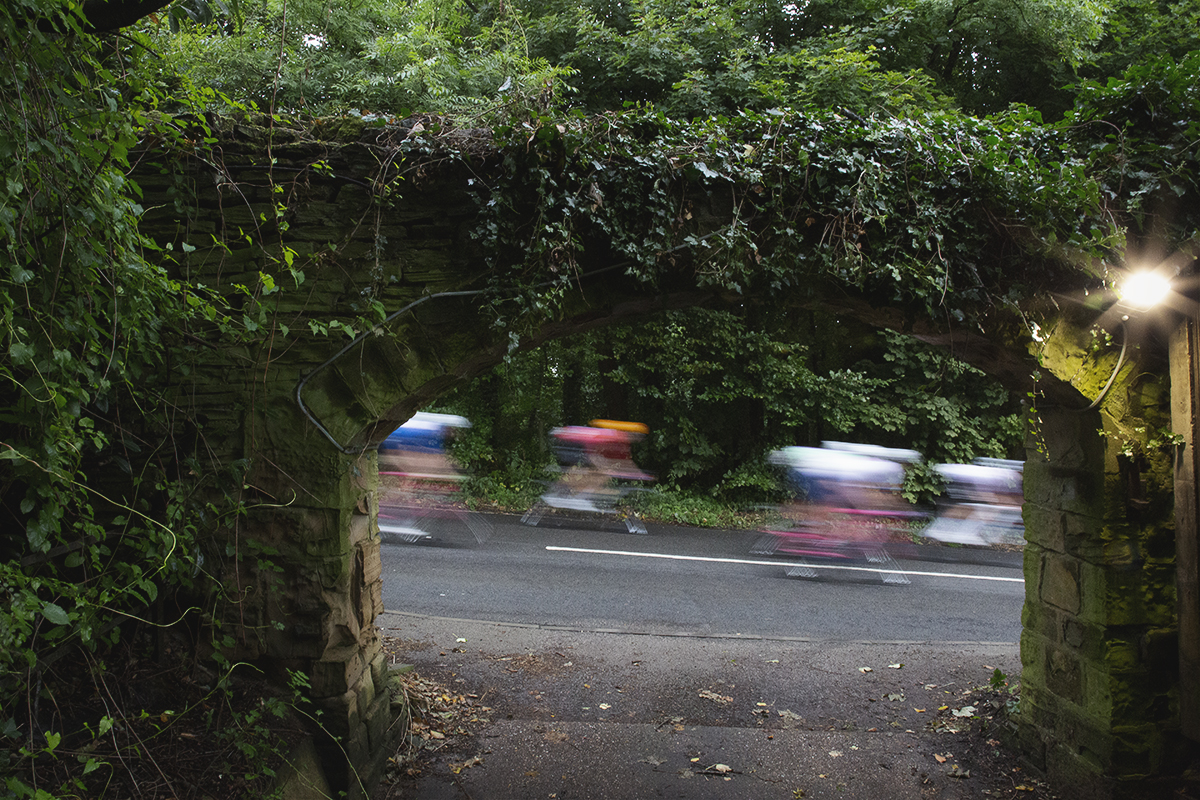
left=1121, top=272, right=1171, bottom=310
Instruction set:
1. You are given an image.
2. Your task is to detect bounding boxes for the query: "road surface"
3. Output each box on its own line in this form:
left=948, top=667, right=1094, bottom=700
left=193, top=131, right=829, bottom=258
left=378, top=510, right=1026, bottom=643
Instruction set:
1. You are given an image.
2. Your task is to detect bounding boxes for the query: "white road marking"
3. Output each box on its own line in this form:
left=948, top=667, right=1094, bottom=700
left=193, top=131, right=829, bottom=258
left=545, top=545, right=1024, bottom=583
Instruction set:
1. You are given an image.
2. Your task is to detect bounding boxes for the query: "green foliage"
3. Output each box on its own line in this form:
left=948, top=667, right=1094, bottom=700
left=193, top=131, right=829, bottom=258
left=440, top=311, right=1023, bottom=506
left=754, top=46, right=954, bottom=117
left=125, top=0, right=1141, bottom=121
left=598, top=309, right=827, bottom=485
left=462, top=469, right=547, bottom=511
left=626, top=484, right=768, bottom=529
left=1100, top=424, right=1186, bottom=460
left=1083, top=0, right=1200, bottom=81
left=0, top=1, right=273, bottom=790
left=986, top=666, right=1021, bottom=715
left=844, top=331, right=1023, bottom=464
left=1068, top=51, right=1200, bottom=237
left=468, top=103, right=1113, bottom=344
left=2, top=0, right=165, bottom=680
left=137, top=0, right=577, bottom=119
left=3, top=654, right=309, bottom=799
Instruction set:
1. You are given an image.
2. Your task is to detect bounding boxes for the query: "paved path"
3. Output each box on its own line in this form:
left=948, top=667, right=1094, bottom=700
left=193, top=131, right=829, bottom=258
left=374, top=614, right=1049, bottom=800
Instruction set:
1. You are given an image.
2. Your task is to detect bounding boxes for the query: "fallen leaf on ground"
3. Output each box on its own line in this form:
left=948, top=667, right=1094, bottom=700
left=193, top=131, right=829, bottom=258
left=449, top=756, right=483, bottom=774
left=778, top=710, right=803, bottom=728
left=934, top=754, right=947, bottom=763
left=699, top=689, right=733, bottom=704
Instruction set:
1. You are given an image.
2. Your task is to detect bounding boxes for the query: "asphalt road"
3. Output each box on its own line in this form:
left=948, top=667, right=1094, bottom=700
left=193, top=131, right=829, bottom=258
left=378, top=509, right=1026, bottom=644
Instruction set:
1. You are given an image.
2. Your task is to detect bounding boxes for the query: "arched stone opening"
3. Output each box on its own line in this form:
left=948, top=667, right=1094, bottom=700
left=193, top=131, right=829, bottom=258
left=141, top=117, right=1184, bottom=798
left=222, top=296, right=1178, bottom=799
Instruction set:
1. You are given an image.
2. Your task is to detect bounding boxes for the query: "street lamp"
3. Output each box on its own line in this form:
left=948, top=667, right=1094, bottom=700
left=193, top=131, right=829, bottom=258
left=1077, top=271, right=1174, bottom=411
left=1120, top=271, right=1173, bottom=311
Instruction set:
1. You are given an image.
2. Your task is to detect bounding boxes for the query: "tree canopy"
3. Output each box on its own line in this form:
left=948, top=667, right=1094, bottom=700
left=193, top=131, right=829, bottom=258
left=132, top=0, right=1122, bottom=118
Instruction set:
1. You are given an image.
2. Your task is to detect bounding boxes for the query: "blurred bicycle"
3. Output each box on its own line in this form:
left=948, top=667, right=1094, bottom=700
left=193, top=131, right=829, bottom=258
left=923, top=458, right=1024, bottom=547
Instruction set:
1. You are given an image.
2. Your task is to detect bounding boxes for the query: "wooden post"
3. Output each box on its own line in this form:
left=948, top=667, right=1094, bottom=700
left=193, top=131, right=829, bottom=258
left=1171, top=315, right=1200, bottom=740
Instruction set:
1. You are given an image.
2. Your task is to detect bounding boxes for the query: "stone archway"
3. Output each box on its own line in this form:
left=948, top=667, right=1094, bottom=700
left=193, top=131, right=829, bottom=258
left=142, top=116, right=1184, bottom=798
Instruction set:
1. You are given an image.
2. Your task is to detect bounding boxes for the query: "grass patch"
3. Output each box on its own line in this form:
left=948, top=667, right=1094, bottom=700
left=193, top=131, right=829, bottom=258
left=624, top=485, right=771, bottom=529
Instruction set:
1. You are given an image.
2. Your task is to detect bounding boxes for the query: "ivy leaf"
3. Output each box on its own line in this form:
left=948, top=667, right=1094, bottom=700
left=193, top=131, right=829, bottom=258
left=9, top=342, right=35, bottom=364
left=2, top=717, right=20, bottom=738
left=41, top=603, right=71, bottom=626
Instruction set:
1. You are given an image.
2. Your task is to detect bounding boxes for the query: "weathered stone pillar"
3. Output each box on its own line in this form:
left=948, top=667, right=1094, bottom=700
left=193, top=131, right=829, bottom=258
left=213, top=384, right=402, bottom=797
left=1019, top=399, right=1181, bottom=797
left=168, top=356, right=408, bottom=787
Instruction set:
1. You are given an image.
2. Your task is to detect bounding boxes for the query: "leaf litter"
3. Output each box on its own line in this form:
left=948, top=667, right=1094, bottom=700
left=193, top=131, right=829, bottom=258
left=378, top=646, right=494, bottom=788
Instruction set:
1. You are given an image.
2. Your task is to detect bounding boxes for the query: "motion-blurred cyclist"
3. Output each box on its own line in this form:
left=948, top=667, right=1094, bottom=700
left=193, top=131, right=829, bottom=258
left=544, top=419, right=652, bottom=511
left=524, top=420, right=654, bottom=533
